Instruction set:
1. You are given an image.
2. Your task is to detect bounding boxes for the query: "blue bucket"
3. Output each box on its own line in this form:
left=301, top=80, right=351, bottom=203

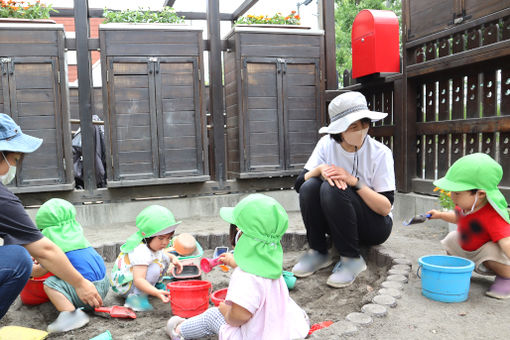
left=418, top=255, right=475, bottom=303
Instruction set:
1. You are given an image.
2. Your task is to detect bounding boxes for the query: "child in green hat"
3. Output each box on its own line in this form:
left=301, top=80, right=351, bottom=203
left=427, top=153, right=510, bottom=299
left=32, top=198, right=110, bottom=333
left=110, top=205, right=183, bottom=311
left=166, top=194, right=310, bottom=340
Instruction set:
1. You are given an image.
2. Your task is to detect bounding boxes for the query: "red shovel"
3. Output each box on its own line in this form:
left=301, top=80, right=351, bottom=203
left=94, top=306, right=137, bottom=319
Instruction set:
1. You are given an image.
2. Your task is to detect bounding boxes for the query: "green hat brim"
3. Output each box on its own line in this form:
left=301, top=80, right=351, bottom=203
left=219, top=207, right=236, bottom=225
left=433, top=177, right=475, bottom=192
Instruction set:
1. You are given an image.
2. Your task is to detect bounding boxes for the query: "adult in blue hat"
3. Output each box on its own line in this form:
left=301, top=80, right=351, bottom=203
left=0, top=113, right=103, bottom=321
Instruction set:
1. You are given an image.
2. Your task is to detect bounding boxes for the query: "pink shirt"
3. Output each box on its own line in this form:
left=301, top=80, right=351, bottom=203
left=219, top=267, right=309, bottom=340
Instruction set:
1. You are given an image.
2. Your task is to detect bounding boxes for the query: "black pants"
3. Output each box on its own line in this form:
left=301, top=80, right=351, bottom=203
left=299, top=177, right=393, bottom=257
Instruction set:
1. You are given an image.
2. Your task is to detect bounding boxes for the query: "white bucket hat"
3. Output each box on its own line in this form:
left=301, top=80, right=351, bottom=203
left=319, top=91, right=387, bottom=134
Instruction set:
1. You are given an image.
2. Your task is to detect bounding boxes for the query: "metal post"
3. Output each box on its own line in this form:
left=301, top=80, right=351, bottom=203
left=74, top=0, right=96, bottom=191
left=207, top=0, right=226, bottom=186
left=319, top=0, right=338, bottom=90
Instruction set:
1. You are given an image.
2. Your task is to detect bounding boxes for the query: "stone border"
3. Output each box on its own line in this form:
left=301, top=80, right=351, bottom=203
left=309, top=246, right=412, bottom=339
left=94, top=232, right=411, bottom=339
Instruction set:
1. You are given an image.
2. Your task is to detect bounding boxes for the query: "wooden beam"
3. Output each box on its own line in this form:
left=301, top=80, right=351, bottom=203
left=164, top=0, right=177, bottom=7
left=65, top=38, right=99, bottom=51
left=407, top=40, right=510, bottom=78
left=416, top=117, right=510, bottom=135
left=319, top=0, right=338, bottom=90
left=232, top=0, right=259, bottom=21
left=74, top=0, right=96, bottom=191
left=207, top=0, right=226, bottom=186
left=51, top=7, right=233, bottom=21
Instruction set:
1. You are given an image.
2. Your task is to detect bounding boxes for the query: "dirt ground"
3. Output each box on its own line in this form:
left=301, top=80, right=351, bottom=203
left=0, top=249, right=387, bottom=340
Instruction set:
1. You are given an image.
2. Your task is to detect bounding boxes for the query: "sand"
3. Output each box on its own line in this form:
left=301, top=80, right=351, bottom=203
left=0, top=249, right=387, bottom=340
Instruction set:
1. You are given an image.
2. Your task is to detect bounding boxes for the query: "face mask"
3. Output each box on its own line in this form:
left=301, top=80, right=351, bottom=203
left=0, top=153, right=16, bottom=185
left=342, top=127, right=369, bottom=148
left=458, top=192, right=479, bottom=216
left=234, top=229, right=242, bottom=246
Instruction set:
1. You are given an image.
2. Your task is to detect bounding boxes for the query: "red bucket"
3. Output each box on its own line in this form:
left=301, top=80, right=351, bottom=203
left=167, top=280, right=211, bottom=318
left=211, top=288, right=228, bottom=306
left=19, top=273, right=53, bottom=305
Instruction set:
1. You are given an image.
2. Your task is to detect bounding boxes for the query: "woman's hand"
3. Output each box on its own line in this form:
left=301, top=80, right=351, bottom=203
left=219, top=252, right=237, bottom=268
left=323, top=165, right=356, bottom=190
left=155, top=289, right=171, bottom=303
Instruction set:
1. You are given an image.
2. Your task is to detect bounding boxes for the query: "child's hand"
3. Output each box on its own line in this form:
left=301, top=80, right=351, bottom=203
left=427, top=209, right=442, bottom=219
left=155, top=289, right=171, bottom=303
left=219, top=253, right=237, bottom=268
left=169, top=254, right=183, bottom=274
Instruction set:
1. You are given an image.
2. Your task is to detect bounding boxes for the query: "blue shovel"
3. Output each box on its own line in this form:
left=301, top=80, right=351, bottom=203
left=402, top=213, right=431, bottom=226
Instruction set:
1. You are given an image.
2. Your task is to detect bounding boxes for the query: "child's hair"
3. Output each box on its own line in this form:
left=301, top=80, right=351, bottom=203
left=229, top=223, right=238, bottom=247
left=469, top=189, right=478, bottom=195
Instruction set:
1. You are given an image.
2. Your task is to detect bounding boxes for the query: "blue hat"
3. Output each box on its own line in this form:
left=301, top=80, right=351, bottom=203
left=0, top=113, right=42, bottom=153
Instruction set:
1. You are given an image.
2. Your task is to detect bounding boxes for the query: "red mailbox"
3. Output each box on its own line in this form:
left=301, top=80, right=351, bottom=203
left=352, top=9, right=400, bottom=79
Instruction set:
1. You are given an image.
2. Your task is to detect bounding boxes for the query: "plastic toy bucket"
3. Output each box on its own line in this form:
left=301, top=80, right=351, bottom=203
left=211, top=288, right=228, bottom=306
left=167, top=280, right=212, bottom=317
left=19, top=273, right=53, bottom=305
left=417, top=255, right=475, bottom=303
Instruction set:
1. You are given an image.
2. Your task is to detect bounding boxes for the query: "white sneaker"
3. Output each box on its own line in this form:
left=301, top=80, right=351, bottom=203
left=326, top=256, right=367, bottom=288
left=47, top=309, right=90, bottom=333
left=166, top=316, right=185, bottom=339
left=292, top=250, right=333, bottom=278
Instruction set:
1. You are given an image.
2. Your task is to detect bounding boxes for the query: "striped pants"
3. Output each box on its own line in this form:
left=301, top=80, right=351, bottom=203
left=180, top=307, right=227, bottom=339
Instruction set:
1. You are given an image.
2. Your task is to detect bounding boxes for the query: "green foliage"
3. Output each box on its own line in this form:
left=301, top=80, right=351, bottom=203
left=334, top=0, right=401, bottom=83
left=434, top=187, right=456, bottom=210
left=235, top=12, right=301, bottom=25
left=0, top=0, right=57, bottom=19
left=103, top=7, right=184, bottom=24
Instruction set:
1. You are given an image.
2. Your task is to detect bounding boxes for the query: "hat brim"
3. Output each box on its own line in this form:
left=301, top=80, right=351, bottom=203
left=319, top=110, right=387, bottom=134
left=0, top=132, right=42, bottom=154
left=219, top=207, right=236, bottom=225
left=152, top=221, right=181, bottom=236
left=433, top=177, right=475, bottom=192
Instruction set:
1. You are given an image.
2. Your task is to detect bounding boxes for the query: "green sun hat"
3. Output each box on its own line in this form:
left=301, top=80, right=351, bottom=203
left=433, top=153, right=509, bottom=223
left=35, top=198, right=91, bottom=252
left=120, top=205, right=181, bottom=253
left=219, top=193, right=288, bottom=279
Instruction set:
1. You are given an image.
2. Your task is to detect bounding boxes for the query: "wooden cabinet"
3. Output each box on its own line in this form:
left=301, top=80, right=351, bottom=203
left=224, top=27, right=324, bottom=179
left=100, top=24, right=209, bottom=187
left=0, top=23, right=73, bottom=192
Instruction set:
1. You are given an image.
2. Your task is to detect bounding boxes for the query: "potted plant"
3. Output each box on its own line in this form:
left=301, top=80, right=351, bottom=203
left=0, top=0, right=57, bottom=23
left=99, top=7, right=209, bottom=187
left=434, top=187, right=457, bottom=231
left=223, top=11, right=324, bottom=179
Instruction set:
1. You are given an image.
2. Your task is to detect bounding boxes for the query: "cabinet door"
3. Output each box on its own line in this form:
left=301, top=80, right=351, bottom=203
left=242, top=57, right=284, bottom=172
left=283, top=59, right=320, bottom=170
left=106, top=57, right=159, bottom=181
left=8, top=57, right=65, bottom=186
left=155, top=57, right=204, bottom=177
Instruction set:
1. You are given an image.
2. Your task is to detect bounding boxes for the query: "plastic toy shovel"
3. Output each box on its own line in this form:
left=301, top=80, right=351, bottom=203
left=200, top=257, right=221, bottom=273
left=94, top=306, right=137, bottom=319
left=402, top=213, right=432, bottom=226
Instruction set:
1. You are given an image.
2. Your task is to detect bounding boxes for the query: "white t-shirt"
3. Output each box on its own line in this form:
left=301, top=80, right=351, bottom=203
left=304, top=135, right=395, bottom=193
left=128, top=243, right=170, bottom=268
left=219, top=267, right=309, bottom=340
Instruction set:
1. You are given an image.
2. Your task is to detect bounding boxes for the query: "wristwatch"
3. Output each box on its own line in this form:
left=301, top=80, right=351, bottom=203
left=352, top=177, right=364, bottom=191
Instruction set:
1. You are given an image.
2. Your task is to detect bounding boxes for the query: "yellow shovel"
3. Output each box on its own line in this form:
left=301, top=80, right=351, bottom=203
left=0, top=325, right=48, bottom=340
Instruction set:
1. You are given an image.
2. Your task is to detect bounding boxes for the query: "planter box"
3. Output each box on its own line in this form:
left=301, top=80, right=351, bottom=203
left=223, top=26, right=324, bottom=178
left=0, top=23, right=73, bottom=193
left=100, top=24, right=209, bottom=187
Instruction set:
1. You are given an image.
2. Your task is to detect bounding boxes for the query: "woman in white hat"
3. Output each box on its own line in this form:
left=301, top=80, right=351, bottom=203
left=0, top=113, right=102, bottom=320
left=292, top=92, right=395, bottom=288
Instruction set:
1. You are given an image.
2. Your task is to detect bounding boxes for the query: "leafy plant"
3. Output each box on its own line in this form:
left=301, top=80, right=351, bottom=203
left=434, top=187, right=455, bottom=210
left=235, top=11, right=300, bottom=25
left=0, top=0, right=58, bottom=19
left=103, top=7, right=184, bottom=24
